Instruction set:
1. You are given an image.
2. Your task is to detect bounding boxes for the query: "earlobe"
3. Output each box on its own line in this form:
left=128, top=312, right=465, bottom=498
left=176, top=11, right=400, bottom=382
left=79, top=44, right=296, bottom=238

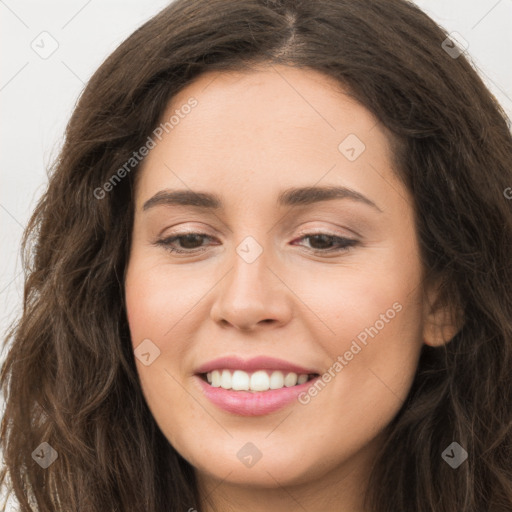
left=421, top=279, right=464, bottom=347
left=422, top=310, right=461, bottom=347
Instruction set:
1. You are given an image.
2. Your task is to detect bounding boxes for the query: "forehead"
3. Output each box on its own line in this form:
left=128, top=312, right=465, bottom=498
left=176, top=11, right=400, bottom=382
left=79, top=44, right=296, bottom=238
left=165, top=64, right=376, bottom=138
left=134, top=65, right=408, bottom=215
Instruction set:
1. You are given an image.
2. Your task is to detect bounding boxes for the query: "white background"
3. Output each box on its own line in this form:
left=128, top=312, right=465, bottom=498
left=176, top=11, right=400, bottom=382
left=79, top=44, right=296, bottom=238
left=1, top=0, right=511, bottom=505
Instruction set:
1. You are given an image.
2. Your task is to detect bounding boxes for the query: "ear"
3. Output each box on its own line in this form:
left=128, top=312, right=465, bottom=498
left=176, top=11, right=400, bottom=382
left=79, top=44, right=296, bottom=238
left=422, top=278, right=464, bottom=347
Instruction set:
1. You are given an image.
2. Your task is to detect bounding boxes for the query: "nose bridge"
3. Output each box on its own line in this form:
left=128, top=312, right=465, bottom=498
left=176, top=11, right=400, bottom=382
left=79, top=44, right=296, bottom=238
left=227, top=233, right=276, bottom=305
left=210, top=231, right=291, bottom=329
left=233, top=234, right=270, bottom=293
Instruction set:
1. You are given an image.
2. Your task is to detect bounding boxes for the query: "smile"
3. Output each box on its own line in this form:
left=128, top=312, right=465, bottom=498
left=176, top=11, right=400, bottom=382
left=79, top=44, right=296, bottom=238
left=194, top=355, right=321, bottom=416
left=201, top=369, right=318, bottom=392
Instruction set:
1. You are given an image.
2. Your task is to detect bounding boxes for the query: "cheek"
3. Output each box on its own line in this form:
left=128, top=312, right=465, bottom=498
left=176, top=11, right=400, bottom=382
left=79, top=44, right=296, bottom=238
left=124, top=260, right=199, bottom=446
left=305, top=245, right=424, bottom=405
left=125, top=259, right=204, bottom=344
left=325, top=309, right=423, bottom=433
left=304, top=251, right=422, bottom=350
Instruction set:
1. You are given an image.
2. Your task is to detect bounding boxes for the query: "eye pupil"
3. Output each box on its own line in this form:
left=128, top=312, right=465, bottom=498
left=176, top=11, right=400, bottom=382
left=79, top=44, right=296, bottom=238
left=309, top=234, right=332, bottom=249
left=180, top=234, right=204, bottom=248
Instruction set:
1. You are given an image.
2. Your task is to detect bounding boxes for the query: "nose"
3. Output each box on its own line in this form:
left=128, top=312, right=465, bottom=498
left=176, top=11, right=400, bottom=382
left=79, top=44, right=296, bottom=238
left=209, top=243, right=293, bottom=331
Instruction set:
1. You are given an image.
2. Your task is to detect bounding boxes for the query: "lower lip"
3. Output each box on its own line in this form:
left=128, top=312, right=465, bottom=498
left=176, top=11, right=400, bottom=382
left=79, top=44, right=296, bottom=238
left=195, top=375, right=320, bottom=416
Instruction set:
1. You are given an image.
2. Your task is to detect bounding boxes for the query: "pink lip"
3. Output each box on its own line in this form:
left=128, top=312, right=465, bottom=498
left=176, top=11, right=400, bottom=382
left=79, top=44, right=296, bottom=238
left=195, top=374, right=320, bottom=416
left=194, top=355, right=318, bottom=375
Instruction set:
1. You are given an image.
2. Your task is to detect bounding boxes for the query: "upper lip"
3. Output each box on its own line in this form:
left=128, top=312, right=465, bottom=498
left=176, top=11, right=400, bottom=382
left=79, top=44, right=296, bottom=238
left=195, top=356, right=319, bottom=375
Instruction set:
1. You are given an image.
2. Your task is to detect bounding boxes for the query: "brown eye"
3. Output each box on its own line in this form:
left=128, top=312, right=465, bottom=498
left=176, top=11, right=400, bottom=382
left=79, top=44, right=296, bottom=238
left=154, top=231, right=358, bottom=256
left=155, top=233, right=214, bottom=254
left=292, top=233, right=358, bottom=254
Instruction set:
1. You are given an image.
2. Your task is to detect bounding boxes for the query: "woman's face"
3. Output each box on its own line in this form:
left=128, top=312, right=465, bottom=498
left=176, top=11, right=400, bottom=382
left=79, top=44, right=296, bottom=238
left=125, top=65, right=434, bottom=498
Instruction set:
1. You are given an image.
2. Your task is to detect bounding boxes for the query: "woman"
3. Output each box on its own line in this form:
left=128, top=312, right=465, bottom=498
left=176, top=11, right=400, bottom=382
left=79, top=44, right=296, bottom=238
left=1, top=0, right=511, bottom=510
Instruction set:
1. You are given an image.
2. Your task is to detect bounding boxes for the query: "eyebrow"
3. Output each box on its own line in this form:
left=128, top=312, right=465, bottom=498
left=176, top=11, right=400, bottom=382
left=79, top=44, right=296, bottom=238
left=142, top=185, right=382, bottom=213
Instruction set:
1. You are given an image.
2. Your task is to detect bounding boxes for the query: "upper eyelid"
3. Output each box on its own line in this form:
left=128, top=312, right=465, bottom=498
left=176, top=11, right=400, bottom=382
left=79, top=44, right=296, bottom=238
left=156, top=218, right=362, bottom=237
left=159, top=227, right=357, bottom=240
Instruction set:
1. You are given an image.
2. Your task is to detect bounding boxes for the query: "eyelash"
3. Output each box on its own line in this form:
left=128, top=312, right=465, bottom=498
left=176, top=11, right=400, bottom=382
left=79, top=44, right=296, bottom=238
left=154, top=231, right=358, bottom=255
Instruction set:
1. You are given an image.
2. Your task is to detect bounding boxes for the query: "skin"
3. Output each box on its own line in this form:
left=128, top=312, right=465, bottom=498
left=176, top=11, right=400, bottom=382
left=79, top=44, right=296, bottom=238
left=124, top=64, right=458, bottom=512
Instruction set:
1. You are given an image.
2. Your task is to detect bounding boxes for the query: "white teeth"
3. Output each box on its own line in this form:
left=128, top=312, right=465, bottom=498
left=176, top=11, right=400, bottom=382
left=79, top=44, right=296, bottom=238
left=202, top=369, right=313, bottom=391
left=220, top=369, right=231, bottom=389
left=284, top=372, right=298, bottom=387
left=297, top=374, right=308, bottom=385
left=269, top=370, right=284, bottom=389
left=232, top=370, right=250, bottom=390
left=250, top=370, right=270, bottom=391
left=211, top=370, right=221, bottom=387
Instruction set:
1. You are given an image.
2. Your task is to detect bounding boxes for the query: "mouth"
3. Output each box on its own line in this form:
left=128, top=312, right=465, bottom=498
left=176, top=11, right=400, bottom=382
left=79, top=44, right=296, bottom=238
left=193, top=355, right=322, bottom=416
left=194, top=369, right=321, bottom=416
left=198, top=369, right=320, bottom=392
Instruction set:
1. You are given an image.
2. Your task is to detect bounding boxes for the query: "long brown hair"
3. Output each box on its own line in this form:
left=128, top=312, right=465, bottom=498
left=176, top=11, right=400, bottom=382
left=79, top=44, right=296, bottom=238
left=2, top=0, right=511, bottom=510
